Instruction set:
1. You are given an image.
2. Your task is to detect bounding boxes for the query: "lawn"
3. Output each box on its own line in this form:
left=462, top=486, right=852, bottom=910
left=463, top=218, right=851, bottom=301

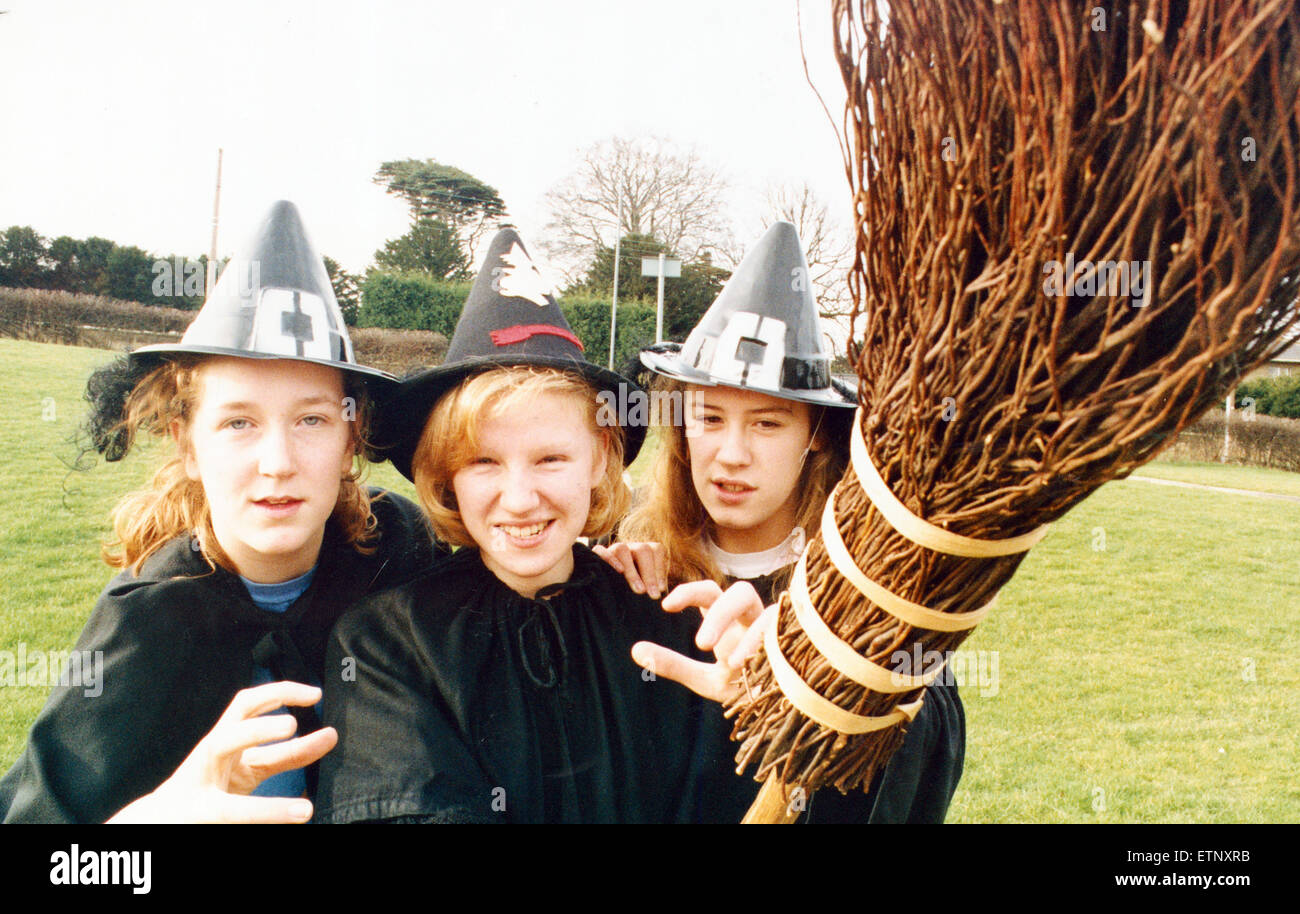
left=949, top=475, right=1299, bottom=822
left=1133, top=460, right=1300, bottom=498
left=1, top=337, right=1296, bottom=822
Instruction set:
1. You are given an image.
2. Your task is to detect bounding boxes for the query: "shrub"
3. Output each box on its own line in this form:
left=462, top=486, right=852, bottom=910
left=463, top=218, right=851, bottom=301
left=1234, top=375, right=1300, bottom=419
left=559, top=294, right=657, bottom=372
left=357, top=272, right=471, bottom=336
left=1158, top=410, right=1300, bottom=471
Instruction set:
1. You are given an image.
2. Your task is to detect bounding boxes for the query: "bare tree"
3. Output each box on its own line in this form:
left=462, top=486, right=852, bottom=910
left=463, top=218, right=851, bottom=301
left=541, top=136, right=734, bottom=281
left=760, top=181, right=853, bottom=320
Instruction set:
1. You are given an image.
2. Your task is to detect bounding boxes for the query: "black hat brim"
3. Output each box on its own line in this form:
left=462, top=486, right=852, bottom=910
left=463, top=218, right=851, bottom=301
left=379, top=354, right=647, bottom=482
left=638, top=348, right=856, bottom=409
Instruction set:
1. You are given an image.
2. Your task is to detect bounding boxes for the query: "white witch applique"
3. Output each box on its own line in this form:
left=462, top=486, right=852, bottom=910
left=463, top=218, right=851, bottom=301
left=492, top=241, right=554, bottom=307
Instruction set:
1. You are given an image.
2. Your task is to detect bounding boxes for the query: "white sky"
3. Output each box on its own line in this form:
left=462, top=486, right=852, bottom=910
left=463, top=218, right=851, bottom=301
left=0, top=0, right=853, bottom=276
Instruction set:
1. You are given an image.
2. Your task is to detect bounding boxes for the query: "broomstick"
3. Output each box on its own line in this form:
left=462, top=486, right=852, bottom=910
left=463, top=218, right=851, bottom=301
left=728, top=0, right=1300, bottom=821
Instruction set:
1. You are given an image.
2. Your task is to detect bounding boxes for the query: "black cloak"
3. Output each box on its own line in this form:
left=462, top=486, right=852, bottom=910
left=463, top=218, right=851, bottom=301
left=315, top=544, right=893, bottom=824
left=0, top=489, right=441, bottom=824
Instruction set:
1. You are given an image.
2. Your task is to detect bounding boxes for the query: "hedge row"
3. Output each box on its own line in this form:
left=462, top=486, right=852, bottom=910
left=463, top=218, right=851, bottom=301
left=0, top=286, right=194, bottom=337
left=0, top=285, right=447, bottom=376
left=357, top=274, right=659, bottom=371
left=559, top=293, right=658, bottom=373
left=349, top=327, right=449, bottom=375
left=1159, top=410, right=1300, bottom=472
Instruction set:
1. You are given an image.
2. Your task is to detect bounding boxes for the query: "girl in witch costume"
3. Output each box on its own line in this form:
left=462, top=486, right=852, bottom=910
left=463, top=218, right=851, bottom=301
left=314, top=230, right=877, bottom=823
left=0, top=202, right=441, bottom=824
left=613, top=222, right=965, bottom=823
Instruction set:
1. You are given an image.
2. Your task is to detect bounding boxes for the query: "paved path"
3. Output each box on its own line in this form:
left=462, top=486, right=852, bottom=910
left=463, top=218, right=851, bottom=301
left=1126, top=474, right=1300, bottom=504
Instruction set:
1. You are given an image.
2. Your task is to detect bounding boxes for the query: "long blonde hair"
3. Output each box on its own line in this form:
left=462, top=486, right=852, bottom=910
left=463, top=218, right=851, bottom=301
left=102, top=356, right=379, bottom=574
left=619, top=378, right=850, bottom=588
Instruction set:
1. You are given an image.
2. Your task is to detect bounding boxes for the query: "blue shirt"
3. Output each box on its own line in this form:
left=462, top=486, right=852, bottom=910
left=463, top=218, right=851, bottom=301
left=241, top=567, right=317, bottom=798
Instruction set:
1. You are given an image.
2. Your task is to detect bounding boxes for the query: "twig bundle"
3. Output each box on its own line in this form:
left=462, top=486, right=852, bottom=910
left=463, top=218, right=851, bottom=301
left=729, top=0, right=1300, bottom=803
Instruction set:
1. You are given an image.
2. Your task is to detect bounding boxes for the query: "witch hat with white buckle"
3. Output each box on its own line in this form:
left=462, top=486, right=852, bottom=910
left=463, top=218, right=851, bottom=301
left=640, top=221, right=853, bottom=408
left=132, top=199, right=393, bottom=384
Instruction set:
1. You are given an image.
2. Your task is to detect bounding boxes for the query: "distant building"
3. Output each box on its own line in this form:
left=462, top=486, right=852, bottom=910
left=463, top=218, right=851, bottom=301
left=1246, top=341, right=1300, bottom=380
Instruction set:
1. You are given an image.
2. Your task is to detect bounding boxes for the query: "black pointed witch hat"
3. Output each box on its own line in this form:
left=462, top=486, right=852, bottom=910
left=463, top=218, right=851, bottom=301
left=640, top=221, right=854, bottom=408
left=378, top=228, right=646, bottom=480
left=132, top=200, right=393, bottom=385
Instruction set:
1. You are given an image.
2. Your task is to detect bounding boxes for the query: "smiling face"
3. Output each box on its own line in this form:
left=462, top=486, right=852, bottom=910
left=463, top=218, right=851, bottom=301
left=685, top=384, right=819, bottom=554
left=450, top=389, right=608, bottom=598
left=179, top=357, right=354, bottom=583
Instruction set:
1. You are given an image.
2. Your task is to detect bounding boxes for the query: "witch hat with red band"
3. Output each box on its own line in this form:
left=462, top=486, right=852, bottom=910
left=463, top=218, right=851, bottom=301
left=377, top=228, right=646, bottom=480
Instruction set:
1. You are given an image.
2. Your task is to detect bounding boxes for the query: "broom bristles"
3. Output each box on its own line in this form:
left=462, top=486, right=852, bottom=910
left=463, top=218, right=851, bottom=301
left=729, top=0, right=1300, bottom=800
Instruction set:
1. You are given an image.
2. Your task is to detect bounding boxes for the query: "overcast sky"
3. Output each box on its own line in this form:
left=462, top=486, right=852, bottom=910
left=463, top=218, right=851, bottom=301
left=0, top=0, right=853, bottom=277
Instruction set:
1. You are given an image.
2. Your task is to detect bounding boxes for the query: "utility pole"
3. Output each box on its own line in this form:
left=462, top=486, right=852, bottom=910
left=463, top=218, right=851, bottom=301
left=656, top=251, right=665, bottom=342
left=1222, top=388, right=1233, bottom=462
left=207, top=148, right=223, bottom=295
left=607, top=198, right=621, bottom=370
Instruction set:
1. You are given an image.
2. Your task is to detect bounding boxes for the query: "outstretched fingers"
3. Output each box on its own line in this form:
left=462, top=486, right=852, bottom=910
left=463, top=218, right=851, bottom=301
left=693, top=581, right=766, bottom=651
left=216, top=681, right=324, bottom=726
left=631, top=641, right=733, bottom=703
left=727, top=605, right=777, bottom=669
left=661, top=580, right=723, bottom=615
left=240, top=726, right=338, bottom=780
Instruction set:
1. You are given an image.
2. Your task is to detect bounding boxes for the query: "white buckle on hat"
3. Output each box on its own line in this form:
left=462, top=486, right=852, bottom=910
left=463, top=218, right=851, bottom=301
left=706, top=311, right=787, bottom=389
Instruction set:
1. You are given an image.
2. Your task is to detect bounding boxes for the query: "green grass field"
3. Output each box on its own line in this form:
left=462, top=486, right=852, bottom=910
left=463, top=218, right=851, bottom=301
left=1, top=337, right=1297, bottom=821
left=1131, top=461, right=1300, bottom=498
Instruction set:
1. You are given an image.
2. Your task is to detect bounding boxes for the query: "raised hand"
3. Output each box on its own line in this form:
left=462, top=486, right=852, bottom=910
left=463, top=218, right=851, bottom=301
left=631, top=580, right=776, bottom=704
left=107, top=681, right=337, bottom=824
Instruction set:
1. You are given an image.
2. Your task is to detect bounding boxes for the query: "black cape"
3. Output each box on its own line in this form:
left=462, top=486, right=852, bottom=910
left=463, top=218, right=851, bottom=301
left=0, top=489, right=441, bottom=824
left=737, top=568, right=965, bottom=824
left=316, top=544, right=892, bottom=823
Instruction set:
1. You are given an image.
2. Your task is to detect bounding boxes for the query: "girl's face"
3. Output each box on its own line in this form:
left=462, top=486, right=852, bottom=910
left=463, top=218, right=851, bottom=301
left=452, top=390, right=607, bottom=598
left=685, top=384, right=818, bottom=554
left=180, top=357, right=354, bottom=583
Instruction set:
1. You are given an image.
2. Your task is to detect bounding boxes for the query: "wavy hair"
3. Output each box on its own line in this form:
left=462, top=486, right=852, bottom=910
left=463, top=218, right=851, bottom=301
left=97, top=355, right=379, bottom=574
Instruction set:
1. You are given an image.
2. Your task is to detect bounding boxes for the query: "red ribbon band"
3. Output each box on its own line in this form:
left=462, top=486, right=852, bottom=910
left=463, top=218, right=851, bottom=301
left=490, top=324, right=584, bottom=351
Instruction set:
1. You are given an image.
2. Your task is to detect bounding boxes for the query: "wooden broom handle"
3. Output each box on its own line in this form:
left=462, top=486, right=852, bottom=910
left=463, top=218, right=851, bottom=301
left=741, top=773, right=803, bottom=824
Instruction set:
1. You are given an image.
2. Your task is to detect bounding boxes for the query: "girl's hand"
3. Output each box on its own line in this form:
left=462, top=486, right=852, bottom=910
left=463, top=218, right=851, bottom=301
left=630, top=580, right=776, bottom=704
left=107, top=681, right=336, bottom=824
left=593, top=541, right=668, bottom=599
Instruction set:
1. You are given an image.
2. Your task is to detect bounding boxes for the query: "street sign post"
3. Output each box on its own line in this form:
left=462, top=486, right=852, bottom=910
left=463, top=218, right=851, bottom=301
left=641, top=254, right=682, bottom=343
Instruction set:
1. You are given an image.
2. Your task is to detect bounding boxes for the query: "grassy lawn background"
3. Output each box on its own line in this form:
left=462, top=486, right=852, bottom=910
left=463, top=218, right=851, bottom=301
left=1, top=337, right=1296, bottom=822
left=1130, top=461, right=1300, bottom=497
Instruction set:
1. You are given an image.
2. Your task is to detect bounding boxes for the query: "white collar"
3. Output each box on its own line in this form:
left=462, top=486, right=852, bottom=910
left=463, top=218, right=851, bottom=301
left=705, top=527, right=806, bottom=580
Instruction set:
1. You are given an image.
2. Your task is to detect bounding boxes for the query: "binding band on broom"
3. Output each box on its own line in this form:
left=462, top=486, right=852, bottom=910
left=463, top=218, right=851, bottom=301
left=757, top=413, right=1044, bottom=737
